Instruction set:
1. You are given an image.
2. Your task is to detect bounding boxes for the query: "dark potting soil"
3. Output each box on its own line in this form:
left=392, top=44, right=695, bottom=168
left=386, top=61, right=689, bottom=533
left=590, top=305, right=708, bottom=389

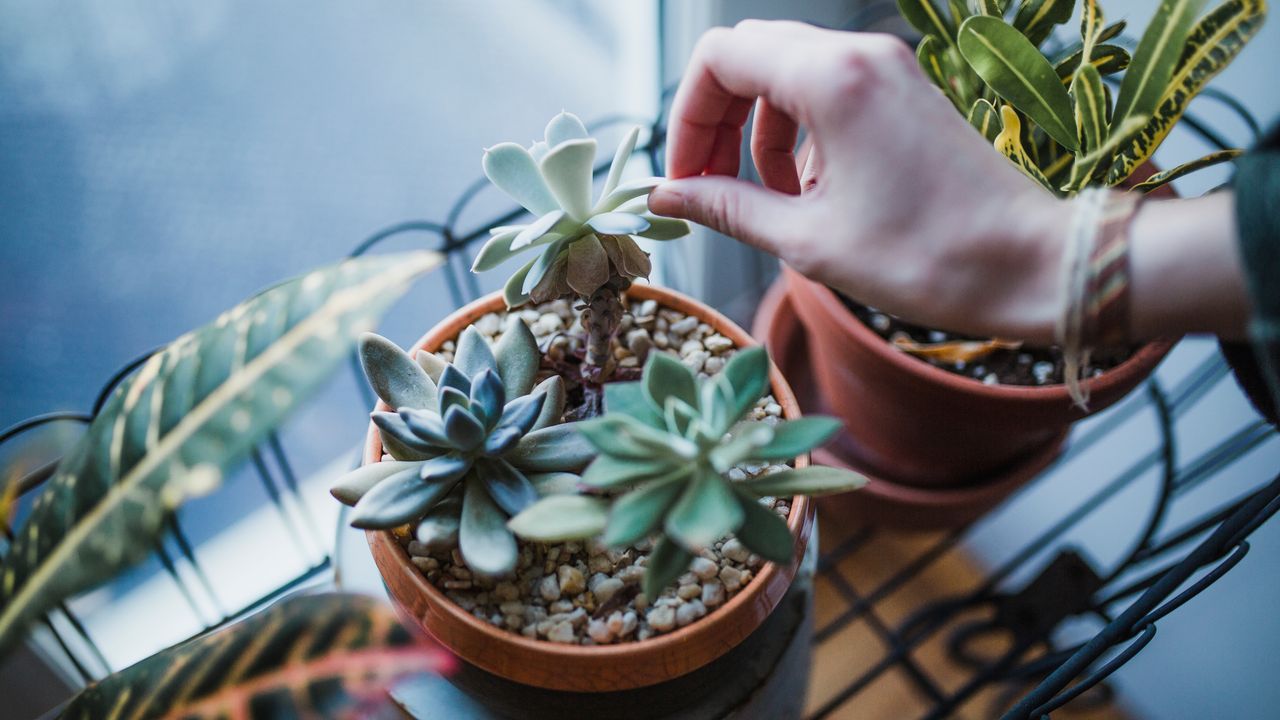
left=837, top=294, right=1136, bottom=387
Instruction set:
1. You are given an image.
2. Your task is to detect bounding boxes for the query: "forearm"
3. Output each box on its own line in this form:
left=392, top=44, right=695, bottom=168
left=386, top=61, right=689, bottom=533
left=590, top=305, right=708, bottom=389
left=1129, top=191, right=1252, bottom=341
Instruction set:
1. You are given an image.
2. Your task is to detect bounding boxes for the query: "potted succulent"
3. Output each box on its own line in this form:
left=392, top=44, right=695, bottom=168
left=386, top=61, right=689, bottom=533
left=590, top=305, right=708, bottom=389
left=329, top=112, right=866, bottom=715
left=759, top=0, right=1266, bottom=527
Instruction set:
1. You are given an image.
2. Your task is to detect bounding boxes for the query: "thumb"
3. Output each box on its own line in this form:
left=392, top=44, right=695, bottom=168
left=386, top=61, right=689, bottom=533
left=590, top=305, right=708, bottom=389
left=648, top=176, right=799, bottom=257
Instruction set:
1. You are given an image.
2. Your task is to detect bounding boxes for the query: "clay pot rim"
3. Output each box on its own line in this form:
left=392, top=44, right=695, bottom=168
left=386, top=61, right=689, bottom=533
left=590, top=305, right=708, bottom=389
left=363, top=281, right=813, bottom=683
left=781, top=264, right=1177, bottom=402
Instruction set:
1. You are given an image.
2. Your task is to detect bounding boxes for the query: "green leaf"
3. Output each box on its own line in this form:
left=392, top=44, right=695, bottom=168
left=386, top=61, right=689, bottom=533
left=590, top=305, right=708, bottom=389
left=594, top=176, right=663, bottom=214
left=747, top=416, right=844, bottom=462
left=350, top=467, right=461, bottom=529
left=459, top=475, right=518, bottom=575
left=1065, top=114, right=1149, bottom=191
left=968, top=98, right=1002, bottom=143
left=580, top=454, right=675, bottom=489
left=471, top=228, right=522, bottom=272
left=529, top=375, right=566, bottom=432
left=477, top=458, right=538, bottom=516
left=483, top=142, right=560, bottom=217
left=897, top=0, right=957, bottom=44
left=722, top=346, right=770, bottom=426
left=507, top=495, right=609, bottom=542
left=359, top=333, right=437, bottom=410
left=601, top=125, right=640, bottom=199
left=1071, top=64, right=1109, bottom=154
left=489, top=392, right=545, bottom=449
left=0, top=252, right=441, bottom=655
left=578, top=414, right=697, bottom=462
left=454, top=326, right=498, bottom=382
left=521, top=237, right=571, bottom=296
left=643, top=351, right=698, bottom=414
left=918, top=35, right=966, bottom=111
left=527, top=471, right=582, bottom=497
left=976, top=0, right=1007, bottom=16
left=1080, top=0, right=1104, bottom=57
left=398, top=408, right=450, bottom=447
left=58, top=593, right=452, bottom=720
left=665, top=470, right=744, bottom=551
left=331, top=460, right=422, bottom=506
left=414, top=348, right=447, bottom=384
left=443, top=405, right=485, bottom=452
left=438, top=364, right=471, bottom=397
left=741, top=466, right=869, bottom=497
left=709, top=424, right=776, bottom=471
left=1131, top=148, right=1243, bottom=193
left=1108, top=0, right=1265, bottom=184
left=493, top=318, right=540, bottom=397
left=1012, top=0, right=1074, bottom=46
left=958, top=15, right=1080, bottom=151
left=732, top=490, right=794, bottom=564
left=505, top=424, right=596, bottom=472
left=604, top=380, right=663, bottom=427
left=1112, top=0, right=1208, bottom=133
left=503, top=257, right=537, bottom=308
left=642, top=535, right=694, bottom=600
left=604, top=471, right=691, bottom=547
left=416, top=487, right=463, bottom=550
left=1054, top=44, right=1131, bottom=85
left=540, top=137, right=597, bottom=221
left=636, top=215, right=692, bottom=241
left=469, top=369, right=505, bottom=429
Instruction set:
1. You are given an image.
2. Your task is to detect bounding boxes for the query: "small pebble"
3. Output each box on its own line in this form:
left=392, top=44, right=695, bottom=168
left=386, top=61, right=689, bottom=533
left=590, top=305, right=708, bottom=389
left=870, top=313, right=892, bottom=332
left=558, top=565, right=586, bottom=595
left=703, top=356, right=725, bottom=374
left=677, top=584, right=702, bottom=600
left=683, top=350, right=709, bottom=374
left=704, top=334, right=733, bottom=353
left=983, top=373, right=999, bottom=386
left=647, top=606, right=676, bottom=632
left=588, top=618, right=614, bottom=643
left=547, top=621, right=576, bottom=643
left=670, top=316, right=699, bottom=336
left=702, top=582, right=725, bottom=607
left=538, top=574, right=561, bottom=602
left=1033, top=361, right=1054, bottom=384
left=720, top=566, right=745, bottom=592
left=675, top=600, right=707, bottom=627
left=722, top=538, right=751, bottom=563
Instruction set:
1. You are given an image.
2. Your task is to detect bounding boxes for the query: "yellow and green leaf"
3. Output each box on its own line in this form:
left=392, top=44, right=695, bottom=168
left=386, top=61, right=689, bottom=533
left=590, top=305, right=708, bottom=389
left=1055, top=44, right=1131, bottom=84
left=994, top=105, right=1054, bottom=191
left=1064, top=114, right=1150, bottom=192
left=958, top=16, right=1080, bottom=151
left=1071, top=64, right=1109, bottom=154
left=975, top=0, right=1007, bottom=16
left=1109, top=0, right=1267, bottom=183
left=0, top=252, right=442, bottom=655
left=1130, top=148, right=1243, bottom=192
left=898, top=0, right=958, bottom=44
left=58, top=593, right=455, bottom=720
left=1013, top=0, right=1075, bottom=46
left=968, top=98, right=1002, bottom=143
left=1081, top=0, right=1105, bottom=58
left=918, top=34, right=966, bottom=111
left=1111, top=0, right=1209, bottom=131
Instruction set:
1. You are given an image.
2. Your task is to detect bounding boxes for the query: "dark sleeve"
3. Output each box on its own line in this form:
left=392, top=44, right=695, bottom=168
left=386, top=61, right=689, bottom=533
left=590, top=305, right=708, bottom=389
left=1222, top=122, right=1280, bottom=426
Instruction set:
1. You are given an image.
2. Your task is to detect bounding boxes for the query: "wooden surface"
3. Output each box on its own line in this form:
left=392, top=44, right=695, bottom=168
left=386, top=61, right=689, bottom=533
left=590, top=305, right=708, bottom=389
left=805, top=508, right=1132, bottom=720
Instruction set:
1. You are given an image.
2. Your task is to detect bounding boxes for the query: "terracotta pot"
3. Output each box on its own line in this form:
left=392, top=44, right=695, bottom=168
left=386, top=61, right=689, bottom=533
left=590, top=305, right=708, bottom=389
left=778, top=264, right=1175, bottom=488
left=363, top=282, right=816, bottom=694
left=753, top=277, right=1066, bottom=529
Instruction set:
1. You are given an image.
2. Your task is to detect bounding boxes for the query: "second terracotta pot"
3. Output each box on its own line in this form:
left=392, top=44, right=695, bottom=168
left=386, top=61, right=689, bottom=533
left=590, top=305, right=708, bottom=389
left=780, top=264, right=1175, bottom=488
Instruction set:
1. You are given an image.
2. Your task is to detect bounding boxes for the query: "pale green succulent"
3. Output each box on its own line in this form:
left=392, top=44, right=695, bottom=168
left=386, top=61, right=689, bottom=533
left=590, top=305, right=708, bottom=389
left=330, top=320, right=595, bottom=575
left=472, top=111, right=691, bottom=307
left=508, top=347, right=867, bottom=598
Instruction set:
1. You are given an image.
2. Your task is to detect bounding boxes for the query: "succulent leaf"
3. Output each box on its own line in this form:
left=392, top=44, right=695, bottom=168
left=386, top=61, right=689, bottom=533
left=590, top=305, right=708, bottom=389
left=438, top=386, right=470, bottom=419
left=530, top=376, right=567, bottom=431
left=507, top=495, right=609, bottom=542
left=565, top=233, right=611, bottom=296
left=522, top=237, right=573, bottom=296
left=454, top=326, right=498, bottom=382
left=359, top=333, right=438, bottom=411
left=482, top=142, right=560, bottom=216
left=643, top=352, right=698, bottom=414
left=471, top=228, right=522, bottom=272
left=746, top=417, right=844, bottom=462
left=494, top=391, right=547, bottom=439
left=373, top=412, right=442, bottom=455
left=399, top=408, right=450, bottom=447
left=642, top=536, right=694, bottom=602
left=506, top=424, right=596, bottom=472
left=443, top=405, right=486, bottom=452
left=416, top=508, right=461, bottom=551
left=379, top=426, right=433, bottom=461
left=545, top=111, right=590, bottom=147
left=469, top=369, right=506, bottom=429
left=503, top=258, right=537, bottom=308
left=419, top=454, right=472, bottom=483
left=527, top=471, right=582, bottom=497
left=604, top=379, right=663, bottom=427
left=493, top=318, right=540, bottom=397
left=438, top=364, right=472, bottom=398
left=602, top=125, right=640, bottom=198
left=413, top=348, right=447, bottom=383
left=636, top=216, right=692, bottom=241
left=579, top=414, right=697, bottom=462
left=540, top=138, right=598, bottom=221
left=477, top=457, right=539, bottom=516
left=580, top=454, right=674, bottom=489
left=603, top=471, right=689, bottom=547
left=586, top=212, right=651, bottom=236
left=510, top=210, right=572, bottom=251
left=595, top=177, right=664, bottom=214
left=721, top=346, right=771, bottom=425
left=459, top=475, right=519, bottom=575
left=732, top=490, right=794, bottom=564
left=330, top=460, right=422, bottom=506
left=741, top=466, right=869, bottom=497
left=665, top=469, right=744, bottom=551
left=351, top=468, right=460, bottom=529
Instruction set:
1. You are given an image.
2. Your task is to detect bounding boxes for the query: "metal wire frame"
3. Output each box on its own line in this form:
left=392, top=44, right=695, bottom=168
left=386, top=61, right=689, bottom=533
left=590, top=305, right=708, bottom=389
left=1, top=12, right=1274, bottom=718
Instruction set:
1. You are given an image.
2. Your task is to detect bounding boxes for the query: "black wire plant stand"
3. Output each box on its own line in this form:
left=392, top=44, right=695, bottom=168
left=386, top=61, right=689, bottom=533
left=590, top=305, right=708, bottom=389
left=2, top=17, right=1276, bottom=719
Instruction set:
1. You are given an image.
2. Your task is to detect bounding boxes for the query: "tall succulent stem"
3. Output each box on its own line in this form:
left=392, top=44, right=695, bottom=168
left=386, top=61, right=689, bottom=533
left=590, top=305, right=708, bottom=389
left=580, top=275, right=630, bottom=386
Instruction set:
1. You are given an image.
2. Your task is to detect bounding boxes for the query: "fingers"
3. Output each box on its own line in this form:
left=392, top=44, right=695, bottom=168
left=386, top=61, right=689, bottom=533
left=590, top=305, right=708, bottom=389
left=751, top=98, right=801, bottom=195
left=649, top=176, right=801, bottom=258
left=665, top=22, right=819, bottom=179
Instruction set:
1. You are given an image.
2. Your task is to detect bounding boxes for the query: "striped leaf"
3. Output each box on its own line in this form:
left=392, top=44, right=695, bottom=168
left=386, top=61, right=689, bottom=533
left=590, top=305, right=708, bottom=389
left=58, top=593, right=454, bottom=719
left=975, top=0, right=1007, bottom=17
left=0, top=252, right=441, bottom=655
left=898, top=0, right=958, bottom=43
left=1131, top=148, right=1243, bottom=192
left=1071, top=64, right=1109, bottom=154
left=968, top=98, right=1002, bottom=142
left=958, top=16, right=1080, bottom=150
left=1081, top=0, right=1105, bottom=58
left=948, top=0, right=972, bottom=24
left=918, top=35, right=965, bottom=110
left=1065, top=114, right=1150, bottom=192
left=1111, top=0, right=1208, bottom=132
left=1055, top=44, right=1131, bottom=84
left=1012, top=0, right=1074, bottom=46
left=1109, top=0, right=1266, bottom=183
left=994, top=105, right=1054, bottom=191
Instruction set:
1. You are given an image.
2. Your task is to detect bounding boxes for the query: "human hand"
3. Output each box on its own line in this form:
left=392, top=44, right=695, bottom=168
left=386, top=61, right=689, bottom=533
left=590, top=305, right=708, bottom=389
left=648, top=20, right=1072, bottom=344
